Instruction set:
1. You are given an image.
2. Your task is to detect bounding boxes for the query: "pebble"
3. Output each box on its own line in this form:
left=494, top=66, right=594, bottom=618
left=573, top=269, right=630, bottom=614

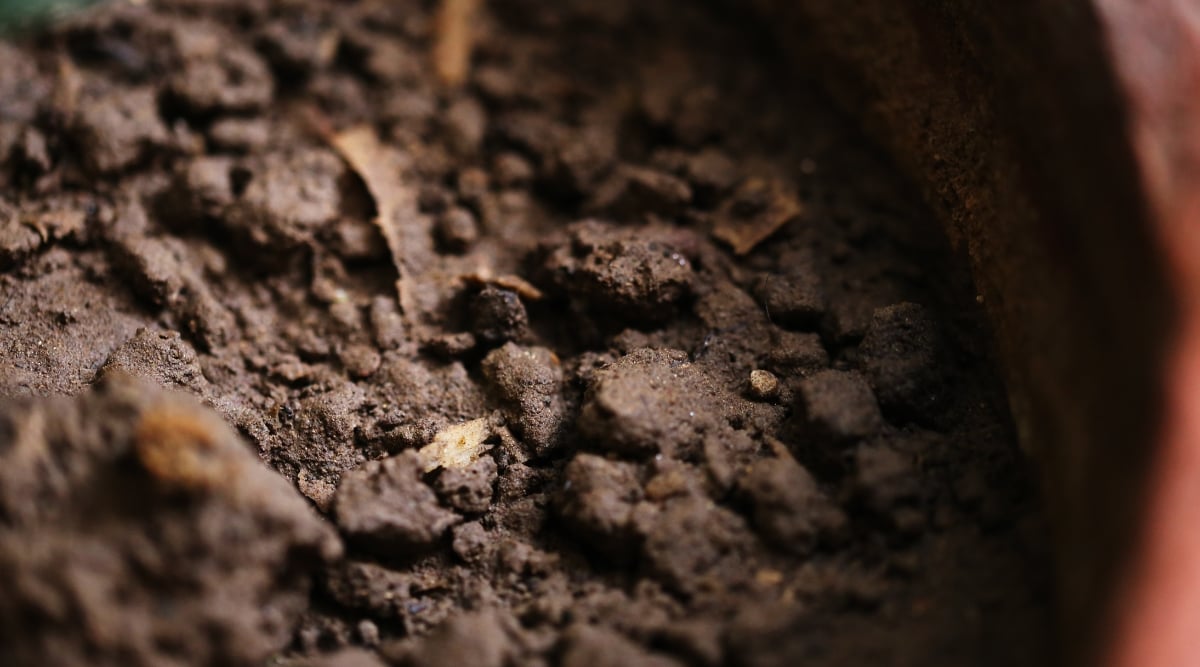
left=747, top=369, right=780, bottom=401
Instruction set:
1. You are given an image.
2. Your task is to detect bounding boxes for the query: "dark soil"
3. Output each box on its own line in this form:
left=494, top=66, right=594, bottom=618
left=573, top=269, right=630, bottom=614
left=0, top=0, right=1051, bottom=665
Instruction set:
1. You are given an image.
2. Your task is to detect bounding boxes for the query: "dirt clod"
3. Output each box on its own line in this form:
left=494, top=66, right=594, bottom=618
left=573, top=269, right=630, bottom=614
left=538, top=221, right=694, bottom=326
left=739, top=456, right=846, bottom=554
left=0, top=378, right=340, bottom=667
left=558, top=453, right=644, bottom=561
left=433, top=455, right=497, bottom=513
left=796, top=369, right=884, bottom=443
left=580, top=348, right=724, bottom=458
left=858, top=302, right=948, bottom=423
left=333, top=451, right=461, bottom=553
left=561, top=624, right=684, bottom=667
left=481, top=343, right=566, bottom=457
left=470, top=286, right=530, bottom=345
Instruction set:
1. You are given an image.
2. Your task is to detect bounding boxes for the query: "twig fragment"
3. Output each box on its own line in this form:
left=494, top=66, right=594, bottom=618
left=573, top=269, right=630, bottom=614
left=432, top=0, right=481, bottom=88
left=326, top=124, right=419, bottom=318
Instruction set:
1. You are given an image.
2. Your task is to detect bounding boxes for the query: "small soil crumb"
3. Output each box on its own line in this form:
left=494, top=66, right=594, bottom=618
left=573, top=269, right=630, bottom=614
left=435, top=206, right=480, bottom=252
left=289, top=649, right=388, bottom=667
left=98, top=327, right=209, bottom=393
left=557, top=453, right=644, bottom=561
left=579, top=348, right=726, bottom=458
left=796, top=369, right=884, bottom=443
left=850, top=443, right=923, bottom=533
left=481, top=343, right=566, bottom=457
left=538, top=221, right=694, bottom=326
left=470, top=286, right=529, bottom=344
left=333, top=451, right=461, bottom=553
left=433, top=455, right=497, bottom=513
left=561, top=624, right=684, bottom=667
left=74, top=85, right=171, bottom=174
left=635, top=493, right=754, bottom=594
left=390, top=610, right=514, bottom=667
left=208, top=117, right=271, bottom=152
left=225, top=149, right=345, bottom=252
left=858, top=302, right=948, bottom=423
left=753, top=252, right=825, bottom=329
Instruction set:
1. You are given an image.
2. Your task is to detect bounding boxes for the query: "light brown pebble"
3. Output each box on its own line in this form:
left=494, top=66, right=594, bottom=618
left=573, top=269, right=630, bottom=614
left=748, top=369, right=780, bottom=400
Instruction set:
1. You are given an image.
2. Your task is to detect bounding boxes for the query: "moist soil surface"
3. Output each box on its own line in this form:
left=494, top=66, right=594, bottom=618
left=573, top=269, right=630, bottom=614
left=0, top=0, right=1052, bottom=665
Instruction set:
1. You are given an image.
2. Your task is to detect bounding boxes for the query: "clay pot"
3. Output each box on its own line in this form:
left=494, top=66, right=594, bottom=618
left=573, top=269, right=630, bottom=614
left=744, top=1, right=1200, bottom=664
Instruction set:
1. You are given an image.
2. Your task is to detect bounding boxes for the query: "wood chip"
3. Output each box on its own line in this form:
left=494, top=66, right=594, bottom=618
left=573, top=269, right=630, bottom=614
left=432, top=0, right=481, bottom=88
left=460, top=271, right=544, bottom=300
left=712, top=178, right=803, bottom=255
left=327, top=125, right=419, bottom=318
left=418, top=417, right=492, bottom=472
left=53, top=54, right=82, bottom=118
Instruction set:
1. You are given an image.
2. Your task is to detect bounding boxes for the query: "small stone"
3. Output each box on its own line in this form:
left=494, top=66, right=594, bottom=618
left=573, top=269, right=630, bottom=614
left=747, top=369, right=780, bottom=401
left=796, top=370, right=883, bottom=442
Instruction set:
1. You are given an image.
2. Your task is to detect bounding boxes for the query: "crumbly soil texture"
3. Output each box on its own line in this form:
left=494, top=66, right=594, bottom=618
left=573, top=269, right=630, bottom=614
left=0, top=1, right=1051, bottom=665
